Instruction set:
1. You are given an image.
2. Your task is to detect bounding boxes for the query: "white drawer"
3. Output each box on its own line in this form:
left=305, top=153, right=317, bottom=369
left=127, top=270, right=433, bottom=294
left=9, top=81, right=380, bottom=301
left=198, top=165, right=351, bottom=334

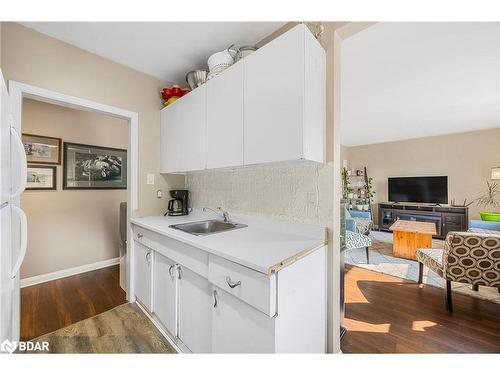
left=132, top=224, right=208, bottom=278
left=208, top=255, right=276, bottom=316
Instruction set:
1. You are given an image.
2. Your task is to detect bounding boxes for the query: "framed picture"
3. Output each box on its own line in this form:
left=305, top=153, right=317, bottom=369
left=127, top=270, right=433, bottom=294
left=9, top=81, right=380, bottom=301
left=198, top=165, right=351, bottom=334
left=26, top=165, right=57, bottom=190
left=63, top=142, right=127, bottom=189
left=22, top=134, right=62, bottom=165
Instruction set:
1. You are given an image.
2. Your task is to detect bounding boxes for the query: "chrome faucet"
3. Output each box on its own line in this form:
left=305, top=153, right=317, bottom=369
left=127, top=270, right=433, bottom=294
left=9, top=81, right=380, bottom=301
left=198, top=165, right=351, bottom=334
left=203, top=207, right=230, bottom=222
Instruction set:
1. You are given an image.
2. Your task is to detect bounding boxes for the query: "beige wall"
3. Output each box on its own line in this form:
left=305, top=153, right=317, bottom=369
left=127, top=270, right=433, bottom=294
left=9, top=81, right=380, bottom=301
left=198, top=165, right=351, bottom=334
left=20, top=99, right=128, bottom=278
left=344, top=128, right=500, bottom=223
left=1, top=22, right=185, bottom=219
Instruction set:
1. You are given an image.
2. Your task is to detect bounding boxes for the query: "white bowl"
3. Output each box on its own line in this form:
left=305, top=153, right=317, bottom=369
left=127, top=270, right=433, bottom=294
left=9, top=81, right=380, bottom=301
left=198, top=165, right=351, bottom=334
left=208, top=50, right=234, bottom=71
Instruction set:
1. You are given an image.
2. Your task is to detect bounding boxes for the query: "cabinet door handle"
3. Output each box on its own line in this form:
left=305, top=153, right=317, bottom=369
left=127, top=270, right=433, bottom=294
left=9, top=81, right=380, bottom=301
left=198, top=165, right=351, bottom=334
left=213, top=290, right=218, bottom=308
left=225, top=276, right=241, bottom=288
left=137, top=233, right=143, bottom=239
left=177, top=266, right=182, bottom=280
left=146, top=252, right=151, bottom=263
left=168, top=264, right=175, bottom=277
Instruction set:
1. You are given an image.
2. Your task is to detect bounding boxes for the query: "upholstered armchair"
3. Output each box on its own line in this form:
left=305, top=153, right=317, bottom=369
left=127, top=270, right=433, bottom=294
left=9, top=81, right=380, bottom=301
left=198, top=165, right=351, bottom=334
left=416, top=231, right=500, bottom=312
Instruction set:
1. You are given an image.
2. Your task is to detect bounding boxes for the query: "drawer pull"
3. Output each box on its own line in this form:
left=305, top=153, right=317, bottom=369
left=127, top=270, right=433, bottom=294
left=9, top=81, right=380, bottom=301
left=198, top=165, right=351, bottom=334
left=213, top=290, right=218, bottom=308
left=225, top=276, right=241, bottom=289
left=137, top=233, right=143, bottom=239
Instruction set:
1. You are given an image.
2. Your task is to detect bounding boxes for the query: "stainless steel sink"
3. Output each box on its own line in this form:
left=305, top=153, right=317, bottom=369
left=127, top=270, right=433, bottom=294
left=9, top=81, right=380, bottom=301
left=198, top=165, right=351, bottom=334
left=169, top=220, right=247, bottom=236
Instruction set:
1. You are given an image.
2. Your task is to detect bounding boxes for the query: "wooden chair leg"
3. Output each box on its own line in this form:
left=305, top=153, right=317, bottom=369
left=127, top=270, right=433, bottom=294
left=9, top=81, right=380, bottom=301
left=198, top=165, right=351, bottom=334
left=417, top=262, right=423, bottom=284
left=365, top=247, right=370, bottom=264
left=446, top=280, right=453, bottom=312
left=472, top=285, right=479, bottom=292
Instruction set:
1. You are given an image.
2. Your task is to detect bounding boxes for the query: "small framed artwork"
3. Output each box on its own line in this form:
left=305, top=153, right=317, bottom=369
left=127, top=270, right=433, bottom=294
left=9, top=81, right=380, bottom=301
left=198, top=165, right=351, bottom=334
left=63, top=142, right=127, bottom=190
left=26, top=165, right=57, bottom=190
left=22, top=134, right=62, bottom=165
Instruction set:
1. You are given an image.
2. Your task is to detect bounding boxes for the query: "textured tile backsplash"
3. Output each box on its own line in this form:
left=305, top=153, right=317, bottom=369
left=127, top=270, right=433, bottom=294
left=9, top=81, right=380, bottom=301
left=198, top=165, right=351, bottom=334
left=186, top=162, right=333, bottom=226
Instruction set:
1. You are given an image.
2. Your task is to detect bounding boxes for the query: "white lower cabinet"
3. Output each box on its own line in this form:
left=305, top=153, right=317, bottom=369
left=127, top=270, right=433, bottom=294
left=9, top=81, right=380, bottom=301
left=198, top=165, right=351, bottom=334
left=177, top=265, right=212, bottom=353
left=132, top=224, right=327, bottom=353
left=211, top=287, right=275, bottom=353
left=153, top=252, right=177, bottom=336
left=134, top=241, right=153, bottom=311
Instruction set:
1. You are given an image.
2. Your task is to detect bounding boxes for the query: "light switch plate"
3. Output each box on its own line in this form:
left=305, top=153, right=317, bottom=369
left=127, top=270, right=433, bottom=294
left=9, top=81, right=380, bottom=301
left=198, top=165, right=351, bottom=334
left=147, top=174, right=155, bottom=185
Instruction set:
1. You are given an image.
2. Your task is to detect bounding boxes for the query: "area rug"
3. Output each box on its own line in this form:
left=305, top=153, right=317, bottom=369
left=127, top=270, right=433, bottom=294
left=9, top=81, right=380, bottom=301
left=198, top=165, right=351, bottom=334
left=24, top=303, right=177, bottom=354
left=345, top=230, right=500, bottom=305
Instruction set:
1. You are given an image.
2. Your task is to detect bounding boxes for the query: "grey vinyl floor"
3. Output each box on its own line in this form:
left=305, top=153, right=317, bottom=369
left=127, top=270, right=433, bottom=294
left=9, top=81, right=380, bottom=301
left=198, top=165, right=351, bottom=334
left=23, top=303, right=177, bottom=354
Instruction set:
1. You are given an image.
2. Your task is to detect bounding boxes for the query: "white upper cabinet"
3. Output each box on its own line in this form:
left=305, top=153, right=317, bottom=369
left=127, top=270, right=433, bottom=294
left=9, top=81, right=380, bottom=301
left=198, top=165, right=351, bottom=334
left=160, top=86, right=206, bottom=173
left=160, top=23, right=325, bottom=173
left=244, top=24, right=302, bottom=165
left=206, top=63, right=244, bottom=169
left=244, top=24, right=325, bottom=165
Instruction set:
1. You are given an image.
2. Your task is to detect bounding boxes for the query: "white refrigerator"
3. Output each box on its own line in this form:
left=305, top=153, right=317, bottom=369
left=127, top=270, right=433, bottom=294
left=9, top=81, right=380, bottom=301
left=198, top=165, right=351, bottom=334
left=0, top=69, right=27, bottom=344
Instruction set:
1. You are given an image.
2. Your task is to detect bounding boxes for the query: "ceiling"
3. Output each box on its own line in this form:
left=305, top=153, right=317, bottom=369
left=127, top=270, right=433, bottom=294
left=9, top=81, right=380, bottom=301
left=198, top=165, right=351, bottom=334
left=20, top=22, right=286, bottom=83
left=341, top=22, right=500, bottom=147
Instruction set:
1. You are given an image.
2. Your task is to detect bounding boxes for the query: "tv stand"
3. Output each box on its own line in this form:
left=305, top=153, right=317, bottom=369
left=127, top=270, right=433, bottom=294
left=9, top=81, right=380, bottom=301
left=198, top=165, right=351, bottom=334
left=378, top=202, right=468, bottom=239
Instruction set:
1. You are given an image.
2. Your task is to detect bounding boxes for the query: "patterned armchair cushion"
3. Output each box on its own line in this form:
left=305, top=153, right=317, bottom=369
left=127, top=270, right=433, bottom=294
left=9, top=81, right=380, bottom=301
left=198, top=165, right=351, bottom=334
left=444, top=232, right=500, bottom=288
left=416, top=248, right=444, bottom=277
left=345, top=230, right=372, bottom=250
left=352, top=217, right=373, bottom=235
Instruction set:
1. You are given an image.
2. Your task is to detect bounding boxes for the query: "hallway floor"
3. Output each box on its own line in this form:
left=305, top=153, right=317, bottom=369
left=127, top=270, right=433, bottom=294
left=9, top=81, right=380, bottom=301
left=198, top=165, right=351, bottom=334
left=21, top=265, right=127, bottom=341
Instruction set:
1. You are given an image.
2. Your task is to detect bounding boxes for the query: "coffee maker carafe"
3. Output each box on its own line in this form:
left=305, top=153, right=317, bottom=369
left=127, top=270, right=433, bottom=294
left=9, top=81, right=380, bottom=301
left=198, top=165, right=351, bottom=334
left=165, top=190, right=189, bottom=216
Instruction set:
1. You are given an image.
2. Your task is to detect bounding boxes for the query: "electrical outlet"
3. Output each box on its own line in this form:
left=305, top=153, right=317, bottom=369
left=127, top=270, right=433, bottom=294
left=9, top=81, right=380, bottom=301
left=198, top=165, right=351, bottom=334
left=147, top=174, right=155, bottom=185
left=157, top=190, right=163, bottom=199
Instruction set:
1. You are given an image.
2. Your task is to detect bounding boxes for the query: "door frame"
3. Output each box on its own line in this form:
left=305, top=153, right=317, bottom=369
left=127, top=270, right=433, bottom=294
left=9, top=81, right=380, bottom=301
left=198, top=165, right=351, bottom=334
left=8, top=81, right=138, bottom=342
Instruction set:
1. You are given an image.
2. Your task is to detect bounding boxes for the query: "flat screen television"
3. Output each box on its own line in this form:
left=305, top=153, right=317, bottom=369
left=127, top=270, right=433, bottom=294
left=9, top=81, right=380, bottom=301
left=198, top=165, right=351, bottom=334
left=388, top=176, right=448, bottom=204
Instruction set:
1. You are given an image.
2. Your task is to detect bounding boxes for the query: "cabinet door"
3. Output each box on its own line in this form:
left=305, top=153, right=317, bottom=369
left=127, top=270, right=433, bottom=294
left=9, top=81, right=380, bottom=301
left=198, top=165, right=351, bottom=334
left=134, top=242, right=153, bottom=311
left=244, top=24, right=304, bottom=165
left=160, top=103, right=181, bottom=173
left=211, top=287, right=275, bottom=353
left=177, top=265, right=212, bottom=353
left=160, top=86, right=206, bottom=173
left=206, top=63, right=244, bottom=168
left=442, top=213, right=465, bottom=237
left=177, top=86, right=206, bottom=172
left=153, top=252, right=177, bottom=336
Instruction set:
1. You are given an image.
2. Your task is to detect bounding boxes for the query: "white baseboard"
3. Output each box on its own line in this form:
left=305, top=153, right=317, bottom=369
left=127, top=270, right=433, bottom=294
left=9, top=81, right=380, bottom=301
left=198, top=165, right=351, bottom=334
left=20, top=257, right=120, bottom=288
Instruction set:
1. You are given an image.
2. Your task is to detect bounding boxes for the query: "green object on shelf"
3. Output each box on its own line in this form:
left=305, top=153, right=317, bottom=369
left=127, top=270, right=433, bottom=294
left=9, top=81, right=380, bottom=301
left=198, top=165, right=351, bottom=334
left=479, top=211, right=500, bottom=222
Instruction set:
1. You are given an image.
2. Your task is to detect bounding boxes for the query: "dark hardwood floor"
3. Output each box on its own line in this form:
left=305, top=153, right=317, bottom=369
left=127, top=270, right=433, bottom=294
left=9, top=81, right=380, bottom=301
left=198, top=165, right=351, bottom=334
left=21, top=265, right=127, bottom=341
left=341, top=265, right=500, bottom=353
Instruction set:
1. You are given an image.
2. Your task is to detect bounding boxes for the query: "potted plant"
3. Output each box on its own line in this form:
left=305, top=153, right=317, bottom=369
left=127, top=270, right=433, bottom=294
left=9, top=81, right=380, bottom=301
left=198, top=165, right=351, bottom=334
left=363, top=176, right=376, bottom=210
left=356, top=199, right=367, bottom=211
left=341, top=167, right=354, bottom=200
left=475, top=181, right=500, bottom=222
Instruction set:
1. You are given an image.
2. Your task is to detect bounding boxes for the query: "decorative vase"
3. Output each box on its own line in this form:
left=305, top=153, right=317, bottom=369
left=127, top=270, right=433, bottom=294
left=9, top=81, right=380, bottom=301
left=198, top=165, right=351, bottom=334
left=480, top=211, right=500, bottom=222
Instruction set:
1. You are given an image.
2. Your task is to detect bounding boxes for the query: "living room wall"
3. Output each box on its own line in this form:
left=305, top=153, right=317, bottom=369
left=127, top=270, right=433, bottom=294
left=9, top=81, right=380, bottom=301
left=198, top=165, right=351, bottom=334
left=343, top=128, right=500, bottom=224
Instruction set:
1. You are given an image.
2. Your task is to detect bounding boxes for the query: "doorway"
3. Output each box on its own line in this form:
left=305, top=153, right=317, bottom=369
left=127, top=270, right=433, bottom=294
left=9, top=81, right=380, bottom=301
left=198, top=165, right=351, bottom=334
left=9, top=81, right=139, bottom=343
left=19, top=98, right=129, bottom=340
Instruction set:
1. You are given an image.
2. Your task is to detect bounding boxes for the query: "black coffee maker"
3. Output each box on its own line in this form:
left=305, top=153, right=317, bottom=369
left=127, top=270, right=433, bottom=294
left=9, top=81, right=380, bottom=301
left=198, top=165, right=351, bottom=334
left=165, top=190, right=189, bottom=216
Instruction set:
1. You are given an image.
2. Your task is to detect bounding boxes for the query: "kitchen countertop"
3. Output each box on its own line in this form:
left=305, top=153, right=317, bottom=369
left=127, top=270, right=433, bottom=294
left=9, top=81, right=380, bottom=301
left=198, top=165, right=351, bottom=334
left=131, top=210, right=326, bottom=274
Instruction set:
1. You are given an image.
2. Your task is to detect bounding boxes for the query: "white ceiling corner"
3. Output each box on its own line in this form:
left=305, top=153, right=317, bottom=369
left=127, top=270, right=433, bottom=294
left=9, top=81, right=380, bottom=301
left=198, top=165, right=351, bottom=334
left=20, top=22, right=286, bottom=84
left=341, top=22, right=500, bottom=147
